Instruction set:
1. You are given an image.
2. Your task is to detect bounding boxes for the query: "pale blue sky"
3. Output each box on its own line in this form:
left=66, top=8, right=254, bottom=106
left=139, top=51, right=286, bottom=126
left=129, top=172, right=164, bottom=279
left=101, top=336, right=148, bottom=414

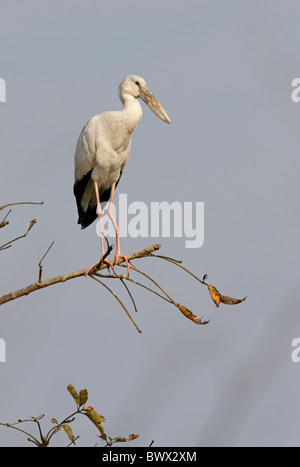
left=1, top=0, right=300, bottom=446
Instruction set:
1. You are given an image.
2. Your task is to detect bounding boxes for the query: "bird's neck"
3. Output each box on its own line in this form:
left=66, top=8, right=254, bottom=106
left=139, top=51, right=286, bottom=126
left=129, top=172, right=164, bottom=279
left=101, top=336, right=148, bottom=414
left=121, top=95, right=143, bottom=134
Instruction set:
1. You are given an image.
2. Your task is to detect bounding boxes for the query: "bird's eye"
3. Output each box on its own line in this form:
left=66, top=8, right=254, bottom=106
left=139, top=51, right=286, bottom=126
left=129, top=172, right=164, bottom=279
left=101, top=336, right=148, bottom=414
left=135, top=81, right=140, bottom=86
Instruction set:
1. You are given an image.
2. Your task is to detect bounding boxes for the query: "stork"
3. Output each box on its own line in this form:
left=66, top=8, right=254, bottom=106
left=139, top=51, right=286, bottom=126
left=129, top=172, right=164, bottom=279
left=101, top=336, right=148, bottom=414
left=73, top=75, right=171, bottom=275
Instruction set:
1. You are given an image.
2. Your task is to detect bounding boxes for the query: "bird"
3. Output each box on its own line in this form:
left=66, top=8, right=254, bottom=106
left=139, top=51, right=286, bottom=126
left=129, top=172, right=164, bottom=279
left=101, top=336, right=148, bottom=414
left=73, top=75, right=171, bottom=275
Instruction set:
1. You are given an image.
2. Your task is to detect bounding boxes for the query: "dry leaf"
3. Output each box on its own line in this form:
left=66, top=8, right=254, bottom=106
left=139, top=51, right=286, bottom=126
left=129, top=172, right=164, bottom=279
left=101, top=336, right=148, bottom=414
left=203, top=275, right=246, bottom=308
left=112, top=433, right=139, bottom=444
left=176, top=303, right=210, bottom=325
left=206, top=284, right=222, bottom=307
left=219, top=295, right=247, bottom=306
left=114, top=437, right=127, bottom=443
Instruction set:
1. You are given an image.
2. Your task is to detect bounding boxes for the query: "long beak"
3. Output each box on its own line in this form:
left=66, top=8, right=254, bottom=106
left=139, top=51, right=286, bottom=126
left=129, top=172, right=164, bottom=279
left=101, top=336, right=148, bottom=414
left=140, top=88, right=171, bottom=124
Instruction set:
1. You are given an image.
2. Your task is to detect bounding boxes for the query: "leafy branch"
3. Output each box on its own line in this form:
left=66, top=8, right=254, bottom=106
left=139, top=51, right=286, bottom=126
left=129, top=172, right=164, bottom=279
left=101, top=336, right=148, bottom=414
left=0, top=201, right=44, bottom=211
left=0, top=385, right=138, bottom=447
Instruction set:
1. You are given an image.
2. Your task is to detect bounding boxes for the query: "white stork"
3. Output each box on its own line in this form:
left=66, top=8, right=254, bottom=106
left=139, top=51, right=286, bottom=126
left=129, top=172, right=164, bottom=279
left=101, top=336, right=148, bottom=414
left=73, top=75, right=171, bottom=275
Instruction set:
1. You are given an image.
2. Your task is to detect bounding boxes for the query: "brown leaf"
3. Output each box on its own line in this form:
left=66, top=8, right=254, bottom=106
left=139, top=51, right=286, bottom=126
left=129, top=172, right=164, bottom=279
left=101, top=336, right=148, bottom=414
left=176, top=303, right=210, bottom=325
left=113, top=437, right=127, bottom=443
left=204, top=278, right=246, bottom=308
left=206, top=284, right=222, bottom=307
left=219, top=295, right=247, bottom=305
left=112, top=433, right=139, bottom=445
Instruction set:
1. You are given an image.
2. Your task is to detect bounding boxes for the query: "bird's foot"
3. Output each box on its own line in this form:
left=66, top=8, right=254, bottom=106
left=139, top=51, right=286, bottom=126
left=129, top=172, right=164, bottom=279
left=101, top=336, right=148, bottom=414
left=113, top=253, right=136, bottom=276
left=85, top=257, right=116, bottom=277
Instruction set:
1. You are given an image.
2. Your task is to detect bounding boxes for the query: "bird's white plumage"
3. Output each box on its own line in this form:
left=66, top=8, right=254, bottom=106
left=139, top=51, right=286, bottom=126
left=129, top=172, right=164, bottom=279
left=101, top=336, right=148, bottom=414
left=74, top=74, right=171, bottom=273
left=74, top=74, right=171, bottom=229
left=74, top=110, right=136, bottom=211
left=74, top=76, right=145, bottom=203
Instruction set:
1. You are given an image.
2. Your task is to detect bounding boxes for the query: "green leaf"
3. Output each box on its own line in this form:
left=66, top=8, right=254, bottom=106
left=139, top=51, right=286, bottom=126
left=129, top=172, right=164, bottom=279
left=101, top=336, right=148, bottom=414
left=62, top=424, right=75, bottom=443
left=79, top=389, right=88, bottom=407
left=84, top=407, right=106, bottom=435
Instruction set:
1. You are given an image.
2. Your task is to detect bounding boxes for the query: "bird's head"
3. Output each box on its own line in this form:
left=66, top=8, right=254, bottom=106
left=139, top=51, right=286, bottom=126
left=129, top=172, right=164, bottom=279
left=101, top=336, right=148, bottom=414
left=118, top=75, right=171, bottom=124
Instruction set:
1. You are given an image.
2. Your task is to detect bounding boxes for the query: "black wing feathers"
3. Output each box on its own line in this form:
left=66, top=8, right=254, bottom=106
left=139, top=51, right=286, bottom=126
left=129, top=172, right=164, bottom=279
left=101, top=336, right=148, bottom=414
left=73, top=171, right=122, bottom=229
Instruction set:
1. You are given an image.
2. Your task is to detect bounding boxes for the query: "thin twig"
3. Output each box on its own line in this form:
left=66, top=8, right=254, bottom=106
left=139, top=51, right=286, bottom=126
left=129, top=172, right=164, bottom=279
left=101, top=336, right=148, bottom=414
left=38, top=241, right=55, bottom=283
left=149, top=253, right=205, bottom=285
left=0, top=419, right=42, bottom=447
left=120, top=276, right=173, bottom=304
left=0, top=209, right=11, bottom=229
left=93, top=270, right=173, bottom=304
left=125, top=265, right=177, bottom=305
left=0, top=219, right=37, bottom=251
left=34, top=417, right=46, bottom=446
left=120, top=278, right=138, bottom=312
left=87, top=244, right=114, bottom=275
left=66, top=436, right=79, bottom=447
left=151, top=253, right=183, bottom=264
left=90, top=274, right=142, bottom=333
left=0, top=201, right=44, bottom=211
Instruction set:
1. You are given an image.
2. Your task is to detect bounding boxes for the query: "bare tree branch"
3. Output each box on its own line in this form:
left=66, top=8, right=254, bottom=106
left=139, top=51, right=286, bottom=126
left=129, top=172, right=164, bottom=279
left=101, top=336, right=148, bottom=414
left=0, top=238, right=245, bottom=330
left=0, top=244, right=161, bottom=306
left=0, top=201, right=44, bottom=211
left=0, top=218, right=37, bottom=251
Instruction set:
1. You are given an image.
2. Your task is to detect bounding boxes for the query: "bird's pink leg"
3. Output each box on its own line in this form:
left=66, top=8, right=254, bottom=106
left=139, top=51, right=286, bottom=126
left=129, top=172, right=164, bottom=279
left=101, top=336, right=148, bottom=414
left=85, top=181, right=115, bottom=276
left=107, top=182, right=136, bottom=275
